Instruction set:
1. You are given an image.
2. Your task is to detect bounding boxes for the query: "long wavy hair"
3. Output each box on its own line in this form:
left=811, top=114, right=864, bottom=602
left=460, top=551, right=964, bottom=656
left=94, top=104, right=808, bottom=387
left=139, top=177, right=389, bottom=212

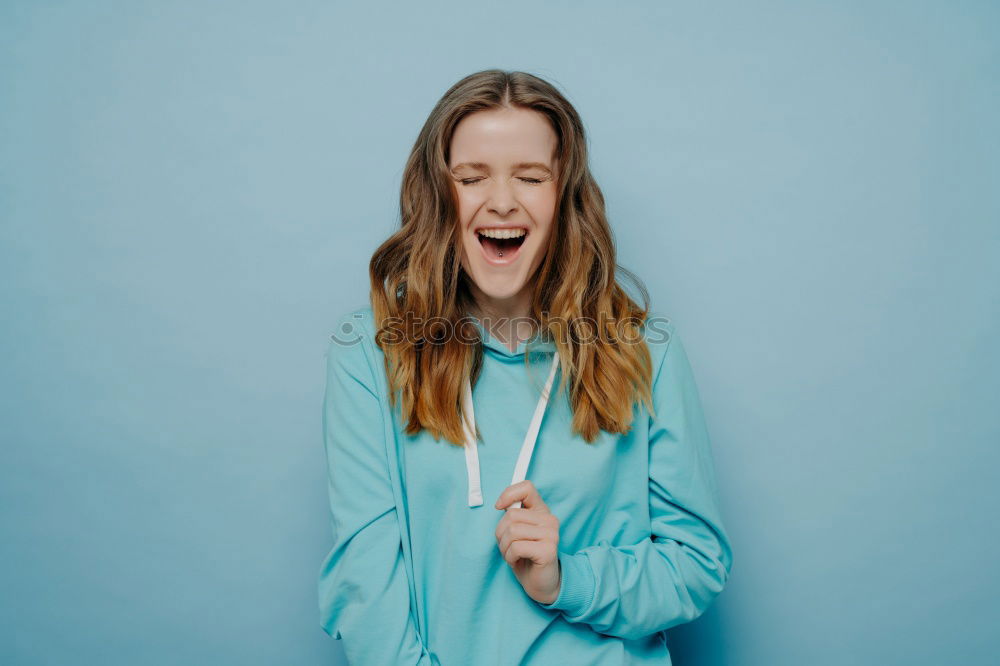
left=369, top=69, right=655, bottom=447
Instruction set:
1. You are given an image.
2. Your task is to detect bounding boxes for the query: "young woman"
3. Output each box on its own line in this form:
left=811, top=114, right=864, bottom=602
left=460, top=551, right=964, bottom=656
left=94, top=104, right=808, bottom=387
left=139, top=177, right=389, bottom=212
left=318, top=70, right=733, bottom=665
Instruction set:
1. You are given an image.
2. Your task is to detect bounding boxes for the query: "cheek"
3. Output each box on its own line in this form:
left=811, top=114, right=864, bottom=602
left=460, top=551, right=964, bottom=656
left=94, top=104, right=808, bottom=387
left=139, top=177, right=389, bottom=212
left=456, top=191, right=480, bottom=226
left=525, top=189, right=557, bottom=229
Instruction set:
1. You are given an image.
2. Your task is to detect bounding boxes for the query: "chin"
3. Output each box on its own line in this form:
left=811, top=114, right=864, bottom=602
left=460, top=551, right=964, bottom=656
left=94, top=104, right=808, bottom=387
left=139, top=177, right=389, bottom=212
left=475, top=278, right=528, bottom=301
left=461, top=258, right=532, bottom=306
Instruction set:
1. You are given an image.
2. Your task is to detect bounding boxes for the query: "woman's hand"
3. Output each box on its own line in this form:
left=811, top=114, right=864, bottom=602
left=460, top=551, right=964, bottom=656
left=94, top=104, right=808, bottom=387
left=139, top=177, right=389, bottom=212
left=494, top=480, right=562, bottom=605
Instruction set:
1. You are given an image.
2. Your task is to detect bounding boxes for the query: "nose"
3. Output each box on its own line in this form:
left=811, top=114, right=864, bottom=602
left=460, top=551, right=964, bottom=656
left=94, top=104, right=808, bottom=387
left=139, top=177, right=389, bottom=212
left=486, top=178, right=518, bottom=217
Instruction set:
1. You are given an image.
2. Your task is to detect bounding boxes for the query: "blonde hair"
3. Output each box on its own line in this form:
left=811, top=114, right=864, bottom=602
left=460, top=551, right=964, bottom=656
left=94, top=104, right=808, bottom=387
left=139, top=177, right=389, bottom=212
left=369, top=69, right=654, bottom=447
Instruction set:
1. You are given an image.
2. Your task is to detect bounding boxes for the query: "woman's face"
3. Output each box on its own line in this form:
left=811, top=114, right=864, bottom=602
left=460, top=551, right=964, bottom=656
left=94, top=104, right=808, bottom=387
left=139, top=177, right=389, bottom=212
left=449, top=106, right=559, bottom=312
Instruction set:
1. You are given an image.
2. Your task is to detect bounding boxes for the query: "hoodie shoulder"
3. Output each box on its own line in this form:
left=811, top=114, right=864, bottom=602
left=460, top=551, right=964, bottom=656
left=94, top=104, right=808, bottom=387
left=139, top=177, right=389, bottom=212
left=329, top=305, right=377, bottom=347
left=325, top=305, right=380, bottom=386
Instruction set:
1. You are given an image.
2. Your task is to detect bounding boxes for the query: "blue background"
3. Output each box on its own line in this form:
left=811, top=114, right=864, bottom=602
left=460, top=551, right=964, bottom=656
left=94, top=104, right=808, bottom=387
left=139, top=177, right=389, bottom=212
left=2, top=1, right=997, bottom=664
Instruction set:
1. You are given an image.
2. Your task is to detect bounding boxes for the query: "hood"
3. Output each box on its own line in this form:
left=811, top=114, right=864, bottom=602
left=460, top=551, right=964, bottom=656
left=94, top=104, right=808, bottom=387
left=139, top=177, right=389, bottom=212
left=462, top=316, right=561, bottom=509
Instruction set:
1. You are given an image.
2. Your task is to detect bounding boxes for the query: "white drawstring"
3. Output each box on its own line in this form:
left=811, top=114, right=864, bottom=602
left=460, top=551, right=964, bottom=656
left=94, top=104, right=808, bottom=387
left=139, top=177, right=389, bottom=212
left=461, top=368, right=484, bottom=507
left=462, top=353, right=561, bottom=508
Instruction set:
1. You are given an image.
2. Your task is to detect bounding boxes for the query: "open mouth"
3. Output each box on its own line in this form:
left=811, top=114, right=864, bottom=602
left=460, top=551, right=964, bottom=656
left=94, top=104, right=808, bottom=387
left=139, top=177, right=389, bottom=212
left=476, top=227, right=528, bottom=263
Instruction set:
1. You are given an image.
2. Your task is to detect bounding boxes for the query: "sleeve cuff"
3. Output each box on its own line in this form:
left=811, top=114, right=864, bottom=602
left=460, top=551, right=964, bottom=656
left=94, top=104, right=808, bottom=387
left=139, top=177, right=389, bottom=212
left=537, top=551, right=595, bottom=617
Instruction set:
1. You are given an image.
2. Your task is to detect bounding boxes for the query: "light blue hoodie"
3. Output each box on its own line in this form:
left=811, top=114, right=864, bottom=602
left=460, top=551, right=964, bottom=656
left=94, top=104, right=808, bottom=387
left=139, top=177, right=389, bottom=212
left=317, top=306, right=733, bottom=665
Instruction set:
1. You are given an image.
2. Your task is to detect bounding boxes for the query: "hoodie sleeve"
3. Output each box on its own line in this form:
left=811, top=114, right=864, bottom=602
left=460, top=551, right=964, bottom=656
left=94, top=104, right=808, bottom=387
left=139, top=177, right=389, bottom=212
left=317, top=325, right=436, bottom=664
left=537, top=325, right=734, bottom=641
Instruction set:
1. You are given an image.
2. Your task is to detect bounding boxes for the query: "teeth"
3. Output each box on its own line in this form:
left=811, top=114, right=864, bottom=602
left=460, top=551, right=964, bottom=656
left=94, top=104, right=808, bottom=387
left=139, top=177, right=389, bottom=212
left=477, top=228, right=527, bottom=240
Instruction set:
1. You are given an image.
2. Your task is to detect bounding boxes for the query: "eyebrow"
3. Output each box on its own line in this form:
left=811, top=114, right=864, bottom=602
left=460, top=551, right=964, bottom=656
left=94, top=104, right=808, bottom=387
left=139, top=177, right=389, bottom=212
left=450, top=161, right=552, bottom=175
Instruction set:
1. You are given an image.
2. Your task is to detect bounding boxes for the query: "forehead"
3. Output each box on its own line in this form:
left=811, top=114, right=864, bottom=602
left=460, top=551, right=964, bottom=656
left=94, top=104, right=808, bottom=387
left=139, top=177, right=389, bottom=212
left=449, top=107, right=557, bottom=167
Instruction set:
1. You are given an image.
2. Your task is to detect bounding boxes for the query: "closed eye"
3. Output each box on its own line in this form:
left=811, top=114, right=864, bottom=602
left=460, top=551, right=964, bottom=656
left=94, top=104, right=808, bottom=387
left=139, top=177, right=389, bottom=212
left=458, top=177, right=544, bottom=186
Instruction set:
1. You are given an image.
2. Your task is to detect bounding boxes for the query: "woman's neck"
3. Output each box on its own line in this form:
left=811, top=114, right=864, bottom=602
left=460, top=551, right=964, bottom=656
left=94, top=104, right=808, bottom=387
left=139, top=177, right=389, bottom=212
left=468, top=287, right=536, bottom=352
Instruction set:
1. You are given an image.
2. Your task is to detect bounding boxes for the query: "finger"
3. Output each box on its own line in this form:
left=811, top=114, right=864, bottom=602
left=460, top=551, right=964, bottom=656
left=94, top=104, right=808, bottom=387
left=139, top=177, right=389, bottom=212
left=496, top=523, right=555, bottom=560
left=495, top=480, right=549, bottom=512
left=502, top=536, right=557, bottom=568
left=494, top=507, right=548, bottom=536
left=494, top=481, right=528, bottom=510
left=517, top=481, right=549, bottom=512
left=494, top=508, right=555, bottom=542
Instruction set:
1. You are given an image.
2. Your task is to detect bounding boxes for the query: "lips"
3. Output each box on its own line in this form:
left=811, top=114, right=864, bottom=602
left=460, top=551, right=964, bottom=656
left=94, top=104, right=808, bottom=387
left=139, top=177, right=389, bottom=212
left=475, top=228, right=528, bottom=265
